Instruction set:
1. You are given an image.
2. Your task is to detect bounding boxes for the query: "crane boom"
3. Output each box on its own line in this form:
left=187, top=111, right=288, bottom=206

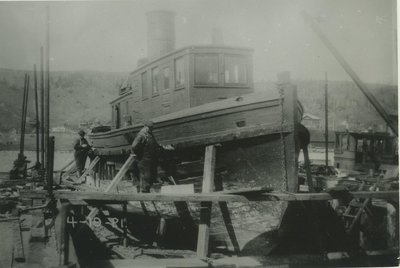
left=302, top=11, right=398, bottom=136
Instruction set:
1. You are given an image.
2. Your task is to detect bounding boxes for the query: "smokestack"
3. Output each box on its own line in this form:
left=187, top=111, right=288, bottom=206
left=147, top=10, right=175, bottom=59
left=212, top=28, right=224, bottom=45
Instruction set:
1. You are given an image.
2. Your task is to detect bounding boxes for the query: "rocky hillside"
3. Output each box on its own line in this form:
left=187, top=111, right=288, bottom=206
left=0, top=67, right=397, bottom=132
left=255, top=80, right=398, bottom=131
left=0, top=68, right=126, bottom=131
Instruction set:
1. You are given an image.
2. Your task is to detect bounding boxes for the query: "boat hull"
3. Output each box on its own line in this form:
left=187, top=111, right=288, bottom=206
left=91, top=133, right=294, bottom=255
left=85, top=85, right=300, bottom=255
left=89, top=92, right=294, bottom=155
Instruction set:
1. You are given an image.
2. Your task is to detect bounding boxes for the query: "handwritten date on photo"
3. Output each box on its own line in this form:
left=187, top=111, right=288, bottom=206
left=67, top=216, right=124, bottom=228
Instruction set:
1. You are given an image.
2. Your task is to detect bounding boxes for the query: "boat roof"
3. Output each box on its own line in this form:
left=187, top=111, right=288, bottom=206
left=130, top=45, right=253, bottom=75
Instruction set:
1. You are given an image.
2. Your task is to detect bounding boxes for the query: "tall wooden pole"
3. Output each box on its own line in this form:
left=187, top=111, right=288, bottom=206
left=19, top=74, right=28, bottom=158
left=34, top=64, right=40, bottom=165
left=40, top=47, right=45, bottom=169
left=45, top=6, right=50, bottom=172
left=22, top=75, right=30, bottom=157
left=325, top=72, right=329, bottom=175
left=48, top=136, right=54, bottom=198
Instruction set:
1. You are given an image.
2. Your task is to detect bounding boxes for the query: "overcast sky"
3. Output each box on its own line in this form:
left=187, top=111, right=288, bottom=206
left=0, top=0, right=397, bottom=84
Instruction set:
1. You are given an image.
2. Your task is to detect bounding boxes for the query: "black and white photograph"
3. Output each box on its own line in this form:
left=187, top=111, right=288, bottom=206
left=0, top=0, right=398, bottom=267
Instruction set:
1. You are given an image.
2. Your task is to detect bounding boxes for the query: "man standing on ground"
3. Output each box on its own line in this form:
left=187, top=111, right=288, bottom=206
left=131, top=121, right=173, bottom=192
left=74, top=129, right=90, bottom=177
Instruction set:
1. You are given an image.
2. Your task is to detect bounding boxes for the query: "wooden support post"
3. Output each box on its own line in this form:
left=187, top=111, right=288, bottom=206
left=122, top=202, right=128, bottom=247
left=78, top=156, right=100, bottom=183
left=13, top=219, right=25, bottom=262
left=59, top=202, right=70, bottom=266
left=279, top=73, right=299, bottom=192
left=86, top=154, right=135, bottom=222
left=196, top=145, right=216, bottom=258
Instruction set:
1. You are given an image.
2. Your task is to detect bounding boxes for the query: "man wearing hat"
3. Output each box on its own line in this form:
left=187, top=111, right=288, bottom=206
left=131, top=120, right=173, bottom=192
left=74, top=129, right=91, bottom=176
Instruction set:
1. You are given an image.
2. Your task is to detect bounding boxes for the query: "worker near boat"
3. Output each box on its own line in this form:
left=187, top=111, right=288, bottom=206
left=131, top=120, right=174, bottom=193
left=73, top=129, right=92, bottom=176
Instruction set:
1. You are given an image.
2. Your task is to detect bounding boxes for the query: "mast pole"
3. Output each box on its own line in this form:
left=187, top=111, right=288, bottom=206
left=19, top=74, right=28, bottom=158
left=34, top=64, right=40, bottom=165
left=325, top=72, right=329, bottom=175
left=40, top=47, right=45, bottom=169
left=22, top=75, right=30, bottom=157
left=45, top=6, right=50, bottom=172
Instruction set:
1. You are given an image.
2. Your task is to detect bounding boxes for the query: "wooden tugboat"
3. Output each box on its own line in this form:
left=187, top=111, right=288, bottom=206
left=87, top=10, right=302, bottom=255
left=334, top=130, right=397, bottom=172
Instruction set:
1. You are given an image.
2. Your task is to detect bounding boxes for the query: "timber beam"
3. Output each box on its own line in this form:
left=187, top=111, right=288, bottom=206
left=20, top=190, right=399, bottom=203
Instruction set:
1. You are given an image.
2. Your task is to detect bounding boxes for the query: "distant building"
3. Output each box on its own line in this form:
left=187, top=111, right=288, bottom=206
left=302, top=113, right=320, bottom=129
left=79, top=121, right=90, bottom=129
left=309, top=129, right=335, bottom=149
left=51, top=126, right=67, bottom=133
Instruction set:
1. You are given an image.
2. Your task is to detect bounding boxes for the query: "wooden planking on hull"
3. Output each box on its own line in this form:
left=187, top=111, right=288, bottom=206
left=89, top=93, right=287, bottom=154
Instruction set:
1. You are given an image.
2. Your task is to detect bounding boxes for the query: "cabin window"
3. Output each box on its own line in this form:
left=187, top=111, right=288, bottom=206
left=224, top=55, right=247, bottom=85
left=141, top=71, right=148, bottom=99
left=124, top=101, right=129, bottom=116
left=115, top=105, right=121, bottom=129
left=341, top=134, right=348, bottom=150
left=132, top=78, right=139, bottom=92
left=384, top=139, right=393, bottom=154
left=163, top=67, right=170, bottom=90
left=194, top=54, right=219, bottom=85
left=335, top=133, right=340, bottom=149
left=175, top=57, right=185, bottom=88
left=121, top=100, right=127, bottom=116
left=356, top=139, right=363, bottom=152
left=152, top=67, right=159, bottom=95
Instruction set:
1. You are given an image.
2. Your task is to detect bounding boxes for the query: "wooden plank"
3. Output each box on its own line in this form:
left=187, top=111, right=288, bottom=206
left=88, top=258, right=208, bottom=268
left=0, top=222, right=14, bottom=267
left=211, top=256, right=262, bottom=267
left=0, top=217, right=19, bottom=222
left=21, top=189, right=399, bottom=202
left=13, top=219, right=25, bottom=262
left=196, top=145, right=216, bottom=258
left=58, top=202, right=70, bottom=266
left=68, top=199, right=88, bottom=206
left=216, top=186, right=273, bottom=195
left=78, top=156, right=100, bottom=182
left=86, top=154, right=136, bottom=222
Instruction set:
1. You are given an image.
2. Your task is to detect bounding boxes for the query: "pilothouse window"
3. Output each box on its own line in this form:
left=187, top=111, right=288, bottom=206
left=141, top=71, right=148, bottom=99
left=175, top=57, right=185, bottom=88
left=224, top=55, right=247, bottom=85
left=195, top=54, right=219, bottom=85
left=152, top=67, right=159, bottom=95
left=163, top=67, right=170, bottom=90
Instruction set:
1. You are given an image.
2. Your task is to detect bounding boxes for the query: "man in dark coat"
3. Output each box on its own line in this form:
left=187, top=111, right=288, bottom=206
left=296, top=123, right=314, bottom=192
left=74, top=129, right=90, bottom=176
left=131, top=121, right=173, bottom=192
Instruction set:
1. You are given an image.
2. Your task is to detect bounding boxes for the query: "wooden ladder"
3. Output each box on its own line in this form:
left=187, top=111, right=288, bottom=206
left=77, top=156, right=101, bottom=182
left=342, top=177, right=380, bottom=233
